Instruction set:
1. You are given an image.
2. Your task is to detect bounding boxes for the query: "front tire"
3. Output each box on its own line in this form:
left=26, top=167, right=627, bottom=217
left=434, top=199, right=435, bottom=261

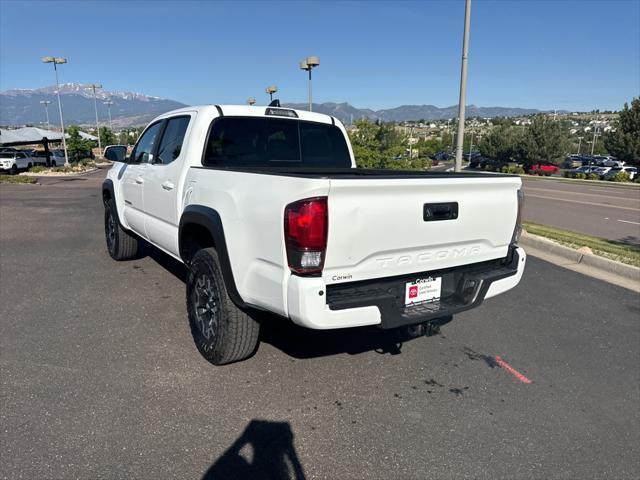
left=104, top=198, right=139, bottom=260
left=186, top=247, right=260, bottom=365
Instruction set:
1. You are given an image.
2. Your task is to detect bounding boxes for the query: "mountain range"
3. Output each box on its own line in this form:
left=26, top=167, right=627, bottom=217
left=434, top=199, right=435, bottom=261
left=1, top=84, right=543, bottom=128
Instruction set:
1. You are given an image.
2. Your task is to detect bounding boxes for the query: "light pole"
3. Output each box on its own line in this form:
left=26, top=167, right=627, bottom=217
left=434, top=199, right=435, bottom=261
left=87, top=83, right=103, bottom=155
left=468, top=129, right=474, bottom=161
left=40, top=100, right=52, bottom=130
left=247, top=97, right=256, bottom=106
left=577, top=136, right=583, bottom=155
left=41, top=56, right=69, bottom=166
left=265, top=85, right=278, bottom=102
left=299, top=56, right=320, bottom=112
left=454, top=0, right=472, bottom=172
left=103, top=101, right=114, bottom=131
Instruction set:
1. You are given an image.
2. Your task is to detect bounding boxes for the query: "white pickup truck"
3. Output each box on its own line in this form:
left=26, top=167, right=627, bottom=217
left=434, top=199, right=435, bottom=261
left=102, top=104, right=526, bottom=365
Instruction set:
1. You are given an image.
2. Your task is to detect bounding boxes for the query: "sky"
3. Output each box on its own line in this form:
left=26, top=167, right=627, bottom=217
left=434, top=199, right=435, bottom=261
left=1, top=0, right=638, bottom=111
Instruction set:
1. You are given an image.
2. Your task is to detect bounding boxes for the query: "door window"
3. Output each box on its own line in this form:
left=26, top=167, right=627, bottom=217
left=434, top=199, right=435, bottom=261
left=156, top=116, right=190, bottom=164
left=131, top=122, right=163, bottom=164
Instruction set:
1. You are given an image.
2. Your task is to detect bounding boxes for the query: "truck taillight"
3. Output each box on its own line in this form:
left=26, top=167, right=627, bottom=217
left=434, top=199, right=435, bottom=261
left=511, top=189, right=525, bottom=245
left=284, top=197, right=328, bottom=275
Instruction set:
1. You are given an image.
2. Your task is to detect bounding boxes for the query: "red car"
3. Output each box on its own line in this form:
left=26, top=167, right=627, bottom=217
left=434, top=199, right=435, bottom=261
left=528, top=163, right=559, bottom=176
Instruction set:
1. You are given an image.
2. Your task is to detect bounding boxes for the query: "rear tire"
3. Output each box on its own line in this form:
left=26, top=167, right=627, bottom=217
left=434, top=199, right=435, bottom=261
left=10, top=164, right=17, bottom=175
left=104, top=198, right=139, bottom=260
left=186, top=247, right=260, bottom=365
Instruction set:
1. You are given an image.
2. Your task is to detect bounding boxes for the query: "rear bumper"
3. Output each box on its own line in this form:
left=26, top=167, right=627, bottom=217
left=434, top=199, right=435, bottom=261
left=287, top=247, right=526, bottom=330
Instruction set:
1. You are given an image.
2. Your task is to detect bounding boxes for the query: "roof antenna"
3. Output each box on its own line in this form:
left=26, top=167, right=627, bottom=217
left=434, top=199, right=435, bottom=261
left=268, top=99, right=280, bottom=107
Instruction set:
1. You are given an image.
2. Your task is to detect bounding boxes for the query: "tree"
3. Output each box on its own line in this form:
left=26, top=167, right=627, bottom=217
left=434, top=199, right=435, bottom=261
left=99, top=127, right=116, bottom=147
left=478, top=125, right=523, bottom=164
left=66, top=125, right=94, bottom=162
left=348, top=119, right=426, bottom=169
left=603, top=98, right=640, bottom=165
left=519, top=115, right=569, bottom=166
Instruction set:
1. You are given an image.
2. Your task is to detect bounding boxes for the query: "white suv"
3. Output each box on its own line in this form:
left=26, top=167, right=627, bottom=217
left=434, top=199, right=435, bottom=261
left=0, top=151, right=34, bottom=174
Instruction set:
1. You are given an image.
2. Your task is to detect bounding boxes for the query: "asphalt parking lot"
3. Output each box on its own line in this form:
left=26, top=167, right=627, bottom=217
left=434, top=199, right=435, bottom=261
left=1, top=170, right=639, bottom=480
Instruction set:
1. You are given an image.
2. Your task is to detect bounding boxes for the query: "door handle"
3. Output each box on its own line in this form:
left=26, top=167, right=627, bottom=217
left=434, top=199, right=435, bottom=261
left=135, top=176, right=144, bottom=184
left=161, top=181, right=174, bottom=191
left=423, top=202, right=458, bottom=221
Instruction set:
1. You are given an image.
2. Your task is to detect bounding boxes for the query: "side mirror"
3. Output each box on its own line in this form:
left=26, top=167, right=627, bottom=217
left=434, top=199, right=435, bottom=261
left=104, top=145, right=127, bottom=163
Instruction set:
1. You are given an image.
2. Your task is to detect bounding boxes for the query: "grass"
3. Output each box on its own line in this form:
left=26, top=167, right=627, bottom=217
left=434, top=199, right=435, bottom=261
left=523, top=222, right=640, bottom=267
left=0, top=175, right=37, bottom=185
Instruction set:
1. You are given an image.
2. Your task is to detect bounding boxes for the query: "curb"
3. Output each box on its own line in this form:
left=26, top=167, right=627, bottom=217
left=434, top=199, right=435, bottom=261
left=519, top=232, right=640, bottom=287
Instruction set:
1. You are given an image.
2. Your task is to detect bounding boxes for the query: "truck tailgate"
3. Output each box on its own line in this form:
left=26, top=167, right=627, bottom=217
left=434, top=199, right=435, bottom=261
left=322, top=175, right=521, bottom=284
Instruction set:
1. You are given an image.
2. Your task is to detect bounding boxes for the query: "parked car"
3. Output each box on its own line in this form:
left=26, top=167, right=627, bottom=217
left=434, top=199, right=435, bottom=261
left=102, top=104, right=526, bottom=365
left=572, top=166, right=600, bottom=175
left=0, top=151, right=34, bottom=174
left=593, top=166, right=611, bottom=177
left=527, top=163, right=559, bottom=176
left=562, top=156, right=583, bottom=169
left=603, top=166, right=637, bottom=181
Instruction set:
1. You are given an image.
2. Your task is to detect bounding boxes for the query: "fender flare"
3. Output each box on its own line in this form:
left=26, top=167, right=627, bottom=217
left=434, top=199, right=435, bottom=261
left=179, top=205, right=246, bottom=308
left=102, top=179, right=115, bottom=205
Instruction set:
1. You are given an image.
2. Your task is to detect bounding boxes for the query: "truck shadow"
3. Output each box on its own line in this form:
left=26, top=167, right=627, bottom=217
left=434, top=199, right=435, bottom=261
left=257, top=315, right=408, bottom=359
left=144, top=245, right=428, bottom=359
left=201, top=419, right=306, bottom=480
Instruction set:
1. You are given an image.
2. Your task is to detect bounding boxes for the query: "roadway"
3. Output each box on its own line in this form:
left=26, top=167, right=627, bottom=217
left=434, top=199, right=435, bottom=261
left=522, top=177, right=640, bottom=245
left=1, top=171, right=638, bottom=479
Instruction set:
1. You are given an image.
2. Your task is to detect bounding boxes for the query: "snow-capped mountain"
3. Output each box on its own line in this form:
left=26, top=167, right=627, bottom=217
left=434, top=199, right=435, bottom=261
left=0, top=84, right=188, bottom=127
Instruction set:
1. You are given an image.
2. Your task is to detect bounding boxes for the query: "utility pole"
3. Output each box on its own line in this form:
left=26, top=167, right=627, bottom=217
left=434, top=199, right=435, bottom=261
left=103, top=101, right=114, bottom=131
left=87, top=83, right=103, bottom=155
left=591, top=117, right=598, bottom=157
left=41, top=56, right=69, bottom=166
left=40, top=100, right=51, bottom=130
left=577, top=136, right=583, bottom=155
left=454, top=0, right=472, bottom=172
left=299, top=56, right=320, bottom=112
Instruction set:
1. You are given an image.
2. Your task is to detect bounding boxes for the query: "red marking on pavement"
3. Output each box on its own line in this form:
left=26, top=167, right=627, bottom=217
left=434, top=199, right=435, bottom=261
left=494, top=356, right=532, bottom=384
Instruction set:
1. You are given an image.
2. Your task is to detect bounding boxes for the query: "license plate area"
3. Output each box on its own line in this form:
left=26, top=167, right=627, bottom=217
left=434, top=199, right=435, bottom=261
left=404, top=277, right=442, bottom=306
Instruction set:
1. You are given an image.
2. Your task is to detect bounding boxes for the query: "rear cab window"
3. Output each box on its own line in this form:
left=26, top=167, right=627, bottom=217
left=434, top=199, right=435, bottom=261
left=202, top=116, right=351, bottom=168
left=156, top=116, right=190, bottom=165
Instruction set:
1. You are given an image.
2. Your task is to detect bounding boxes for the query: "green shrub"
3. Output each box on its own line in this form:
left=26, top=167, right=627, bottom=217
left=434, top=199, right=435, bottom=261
left=30, top=166, right=46, bottom=173
left=609, top=171, right=630, bottom=182
left=563, top=171, right=573, bottom=178
left=586, top=173, right=600, bottom=180
left=575, top=173, right=587, bottom=179
left=500, top=165, right=525, bottom=174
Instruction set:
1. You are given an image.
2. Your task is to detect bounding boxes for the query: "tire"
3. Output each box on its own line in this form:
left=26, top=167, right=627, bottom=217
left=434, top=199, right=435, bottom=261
left=104, top=198, right=139, bottom=260
left=10, top=164, right=17, bottom=175
left=186, top=247, right=260, bottom=365
left=27, top=163, right=33, bottom=169
left=52, top=161, right=57, bottom=167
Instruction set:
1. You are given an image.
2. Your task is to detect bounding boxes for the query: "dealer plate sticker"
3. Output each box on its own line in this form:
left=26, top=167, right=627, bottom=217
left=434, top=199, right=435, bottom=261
left=405, top=277, right=442, bottom=306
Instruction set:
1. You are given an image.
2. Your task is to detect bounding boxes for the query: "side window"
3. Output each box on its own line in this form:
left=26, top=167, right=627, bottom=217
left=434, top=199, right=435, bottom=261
left=156, top=116, right=190, bottom=165
left=130, top=122, right=163, bottom=164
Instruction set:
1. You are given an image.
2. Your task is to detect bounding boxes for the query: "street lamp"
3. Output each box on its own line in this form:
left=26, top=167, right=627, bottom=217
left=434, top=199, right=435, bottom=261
left=454, top=0, right=472, bottom=172
left=40, top=100, right=52, bottom=130
left=86, top=83, right=103, bottom=155
left=265, top=85, right=278, bottom=102
left=41, top=56, right=69, bottom=166
left=247, top=97, right=256, bottom=106
left=299, top=56, right=320, bottom=112
left=103, top=101, right=114, bottom=131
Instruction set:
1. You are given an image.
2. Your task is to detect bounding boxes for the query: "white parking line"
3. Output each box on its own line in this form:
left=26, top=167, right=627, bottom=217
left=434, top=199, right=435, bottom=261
left=617, top=219, right=640, bottom=225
